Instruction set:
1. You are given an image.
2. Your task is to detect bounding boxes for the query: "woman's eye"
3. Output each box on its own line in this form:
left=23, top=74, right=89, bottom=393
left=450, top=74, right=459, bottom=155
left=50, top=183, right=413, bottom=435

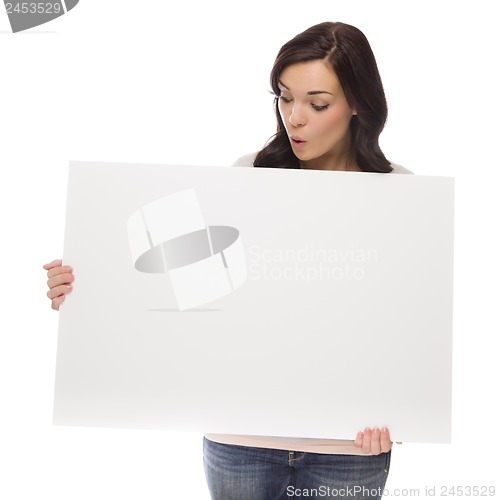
left=312, top=104, right=329, bottom=112
left=279, top=96, right=293, bottom=103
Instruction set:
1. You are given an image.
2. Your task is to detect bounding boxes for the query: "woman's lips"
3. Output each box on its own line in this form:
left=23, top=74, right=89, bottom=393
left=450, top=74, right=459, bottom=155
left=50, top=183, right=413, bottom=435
left=290, top=136, right=307, bottom=148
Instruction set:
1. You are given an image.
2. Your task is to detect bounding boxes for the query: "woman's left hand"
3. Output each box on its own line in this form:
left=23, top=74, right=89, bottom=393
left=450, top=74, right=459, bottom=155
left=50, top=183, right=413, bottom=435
left=354, top=427, right=393, bottom=455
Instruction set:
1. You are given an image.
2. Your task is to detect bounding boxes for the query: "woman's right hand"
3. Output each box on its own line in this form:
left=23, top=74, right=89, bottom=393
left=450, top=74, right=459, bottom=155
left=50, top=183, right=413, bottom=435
left=43, top=259, right=74, bottom=310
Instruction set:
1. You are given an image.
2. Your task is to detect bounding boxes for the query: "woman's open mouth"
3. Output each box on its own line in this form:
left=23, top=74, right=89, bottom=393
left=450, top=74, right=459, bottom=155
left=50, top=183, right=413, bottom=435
left=290, top=136, right=307, bottom=147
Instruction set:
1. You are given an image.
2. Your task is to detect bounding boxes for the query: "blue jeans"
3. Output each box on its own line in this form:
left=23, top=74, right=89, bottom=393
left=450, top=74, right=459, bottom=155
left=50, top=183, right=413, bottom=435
left=203, top=438, right=391, bottom=500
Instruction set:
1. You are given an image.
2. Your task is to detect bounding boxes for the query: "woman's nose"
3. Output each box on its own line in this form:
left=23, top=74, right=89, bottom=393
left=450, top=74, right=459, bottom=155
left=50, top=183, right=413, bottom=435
left=289, top=105, right=306, bottom=127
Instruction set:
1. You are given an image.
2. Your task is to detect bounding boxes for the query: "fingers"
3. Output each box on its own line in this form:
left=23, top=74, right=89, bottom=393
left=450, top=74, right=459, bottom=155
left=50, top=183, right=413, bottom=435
left=46, top=264, right=73, bottom=280
left=380, top=427, right=392, bottom=451
left=46, top=280, right=73, bottom=311
left=43, top=259, right=62, bottom=271
left=370, top=428, right=381, bottom=455
left=362, top=427, right=372, bottom=453
left=47, top=283, right=73, bottom=300
left=51, top=294, right=66, bottom=311
left=354, top=427, right=393, bottom=455
left=47, top=269, right=74, bottom=290
left=354, top=431, right=363, bottom=448
left=44, top=259, right=74, bottom=311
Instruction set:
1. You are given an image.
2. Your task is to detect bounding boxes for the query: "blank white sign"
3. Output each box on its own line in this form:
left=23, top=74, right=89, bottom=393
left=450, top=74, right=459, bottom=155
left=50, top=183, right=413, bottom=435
left=53, top=161, right=454, bottom=443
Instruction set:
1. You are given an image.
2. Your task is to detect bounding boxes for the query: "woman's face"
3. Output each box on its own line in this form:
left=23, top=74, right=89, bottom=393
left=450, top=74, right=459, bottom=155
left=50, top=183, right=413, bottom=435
left=277, top=60, right=357, bottom=170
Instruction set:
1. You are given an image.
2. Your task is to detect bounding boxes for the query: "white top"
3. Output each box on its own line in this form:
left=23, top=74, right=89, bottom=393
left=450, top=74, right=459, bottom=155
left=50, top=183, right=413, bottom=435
left=205, top=152, right=412, bottom=455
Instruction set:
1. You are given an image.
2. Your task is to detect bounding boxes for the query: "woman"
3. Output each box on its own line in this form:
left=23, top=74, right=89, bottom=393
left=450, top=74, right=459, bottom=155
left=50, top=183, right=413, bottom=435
left=45, top=21, right=407, bottom=500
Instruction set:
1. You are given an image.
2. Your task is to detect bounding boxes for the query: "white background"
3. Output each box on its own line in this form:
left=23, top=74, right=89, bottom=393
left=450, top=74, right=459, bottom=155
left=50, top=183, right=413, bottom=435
left=0, top=1, right=495, bottom=498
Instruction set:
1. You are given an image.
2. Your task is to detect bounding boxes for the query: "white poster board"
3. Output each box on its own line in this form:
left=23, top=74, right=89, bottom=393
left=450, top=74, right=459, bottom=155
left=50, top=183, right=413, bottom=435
left=53, top=161, right=454, bottom=443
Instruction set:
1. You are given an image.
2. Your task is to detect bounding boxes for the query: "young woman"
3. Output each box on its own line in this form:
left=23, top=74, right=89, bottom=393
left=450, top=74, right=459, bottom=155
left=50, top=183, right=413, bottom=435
left=45, top=21, right=408, bottom=500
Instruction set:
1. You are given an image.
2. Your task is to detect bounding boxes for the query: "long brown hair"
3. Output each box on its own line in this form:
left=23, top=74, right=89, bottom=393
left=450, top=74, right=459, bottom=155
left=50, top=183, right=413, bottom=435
left=254, top=22, right=392, bottom=173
